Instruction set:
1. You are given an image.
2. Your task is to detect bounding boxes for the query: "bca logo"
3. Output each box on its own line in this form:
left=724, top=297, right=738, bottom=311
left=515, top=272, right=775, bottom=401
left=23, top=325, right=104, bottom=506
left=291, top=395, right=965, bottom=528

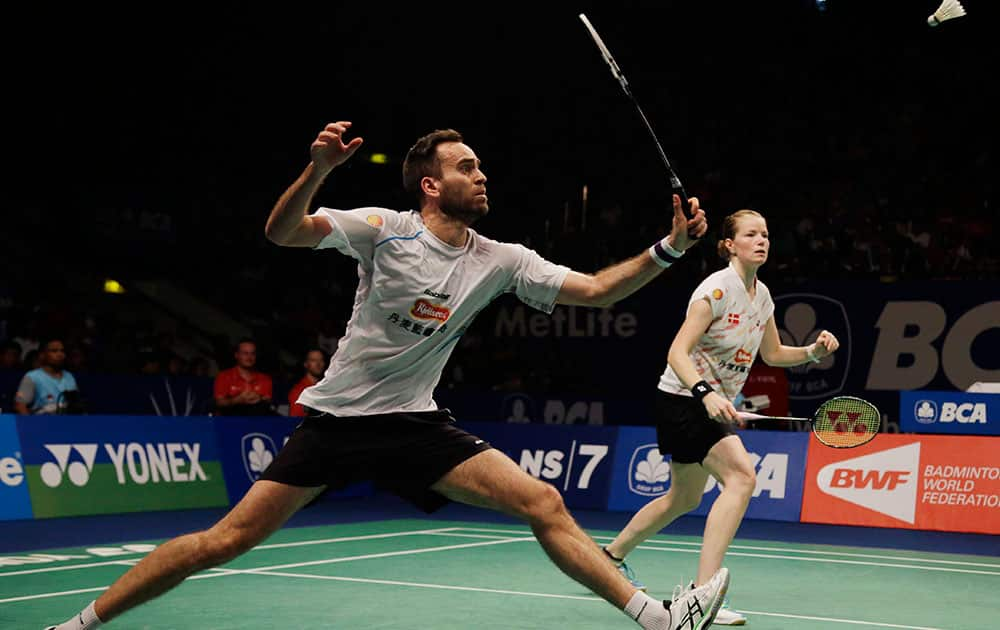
left=242, top=433, right=276, bottom=482
left=940, top=403, right=987, bottom=424
left=775, top=294, right=851, bottom=400
left=628, top=444, right=670, bottom=496
left=914, top=400, right=938, bottom=424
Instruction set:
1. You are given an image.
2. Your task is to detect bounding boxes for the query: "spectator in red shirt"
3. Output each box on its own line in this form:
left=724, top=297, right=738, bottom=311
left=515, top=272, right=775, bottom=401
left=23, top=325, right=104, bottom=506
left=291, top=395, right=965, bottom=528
left=213, top=338, right=274, bottom=416
left=287, top=348, right=327, bottom=417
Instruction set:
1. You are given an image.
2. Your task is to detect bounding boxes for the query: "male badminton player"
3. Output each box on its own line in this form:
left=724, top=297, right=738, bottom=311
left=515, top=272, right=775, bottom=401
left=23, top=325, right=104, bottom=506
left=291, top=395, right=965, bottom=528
left=601, top=209, right=839, bottom=625
left=46, top=121, right=731, bottom=630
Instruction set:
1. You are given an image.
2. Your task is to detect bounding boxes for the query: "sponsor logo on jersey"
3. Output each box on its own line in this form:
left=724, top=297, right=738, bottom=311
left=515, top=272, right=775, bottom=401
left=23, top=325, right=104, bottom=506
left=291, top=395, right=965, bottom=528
left=423, top=289, right=451, bottom=300
left=410, top=299, right=451, bottom=322
left=712, top=289, right=724, bottom=300
left=734, top=348, right=753, bottom=364
left=726, top=313, right=741, bottom=325
left=366, top=215, right=384, bottom=228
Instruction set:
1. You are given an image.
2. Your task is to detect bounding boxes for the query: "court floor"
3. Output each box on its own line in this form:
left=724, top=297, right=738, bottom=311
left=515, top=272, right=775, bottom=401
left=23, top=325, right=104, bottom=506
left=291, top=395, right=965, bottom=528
left=2, top=518, right=996, bottom=629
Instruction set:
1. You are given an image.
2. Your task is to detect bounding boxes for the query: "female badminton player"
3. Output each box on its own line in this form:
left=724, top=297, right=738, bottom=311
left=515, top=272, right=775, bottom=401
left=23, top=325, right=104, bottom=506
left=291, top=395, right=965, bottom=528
left=601, top=209, right=839, bottom=625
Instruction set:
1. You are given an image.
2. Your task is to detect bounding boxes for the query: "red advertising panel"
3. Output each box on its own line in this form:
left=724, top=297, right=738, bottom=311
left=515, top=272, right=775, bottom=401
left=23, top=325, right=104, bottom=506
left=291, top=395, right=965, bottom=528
left=802, top=434, right=1000, bottom=534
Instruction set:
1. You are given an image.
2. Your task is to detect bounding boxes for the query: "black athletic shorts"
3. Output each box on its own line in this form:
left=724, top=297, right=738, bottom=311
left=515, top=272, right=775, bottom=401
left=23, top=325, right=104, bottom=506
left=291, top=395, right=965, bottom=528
left=260, top=407, right=492, bottom=513
left=654, top=390, right=736, bottom=464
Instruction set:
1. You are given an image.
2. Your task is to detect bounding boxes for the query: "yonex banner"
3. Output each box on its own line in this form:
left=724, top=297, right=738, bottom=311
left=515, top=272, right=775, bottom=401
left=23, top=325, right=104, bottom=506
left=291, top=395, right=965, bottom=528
left=900, top=390, right=999, bottom=435
left=17, top=416, right=229, bottom=518
left=0, top=415, right=33, bottom=521
left=462, top=421, right=618, bottom=509
left=801, top=434, right=1000, bottom=534
left=606, top=428, right=808, bottom=522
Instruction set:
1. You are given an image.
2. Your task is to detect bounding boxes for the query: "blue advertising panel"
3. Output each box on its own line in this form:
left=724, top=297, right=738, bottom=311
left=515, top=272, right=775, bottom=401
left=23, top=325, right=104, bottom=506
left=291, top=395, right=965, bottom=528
left=607, top=428, right=808, bottom=522
left=16, top=415, right=229, bottom=518
left=214, top=416, right=300, bottom=504
left=461, top=421, right=618, bottom=509
left=0, top=415, right=33, bottom=520
left=900, top=391, right=1000, bottom=435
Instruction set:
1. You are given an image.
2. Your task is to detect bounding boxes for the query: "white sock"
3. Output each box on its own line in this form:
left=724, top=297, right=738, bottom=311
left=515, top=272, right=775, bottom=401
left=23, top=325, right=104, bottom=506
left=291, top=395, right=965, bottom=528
left=624, top=591, right=671, bottom=629
left=50, top=600, right=102, bottom=630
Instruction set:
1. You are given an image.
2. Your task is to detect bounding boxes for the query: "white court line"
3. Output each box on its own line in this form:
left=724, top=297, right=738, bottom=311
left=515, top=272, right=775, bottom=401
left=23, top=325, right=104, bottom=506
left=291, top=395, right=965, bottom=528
left=738, top=609, right=944, bottom=630
left=635, top=545, right=1000, bottom=576
left=456, top=526, right=1000, bottom=569
left=0, top=536, right=534, bottom=605
left=0, top=539, right=951, bottom=628
left=0, top=586, right=108, bottom=604
left=230, top=570, right=945, bottom=629
left=246, top=570, right=600, bottom=601
left=0, top=559, right=139, bottom=578
left=0, top=526, right=459, bottom=578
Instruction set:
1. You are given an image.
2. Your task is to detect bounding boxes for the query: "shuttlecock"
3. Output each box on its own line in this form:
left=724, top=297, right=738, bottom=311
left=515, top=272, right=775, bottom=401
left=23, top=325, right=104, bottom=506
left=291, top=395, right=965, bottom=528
left=927, top=0, right=966, bottom=27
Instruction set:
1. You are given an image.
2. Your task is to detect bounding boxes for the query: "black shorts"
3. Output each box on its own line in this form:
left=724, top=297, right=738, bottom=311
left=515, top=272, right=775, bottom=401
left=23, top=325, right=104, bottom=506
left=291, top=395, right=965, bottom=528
left=260, top=408, right=492, bottom=513
left=655, top=390, right=736, bottom=464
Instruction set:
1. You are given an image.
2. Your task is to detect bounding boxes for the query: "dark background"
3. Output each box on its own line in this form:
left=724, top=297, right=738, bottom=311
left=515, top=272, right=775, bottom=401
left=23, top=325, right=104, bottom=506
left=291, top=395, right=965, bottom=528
left=3, top=0, right=996, bottom=409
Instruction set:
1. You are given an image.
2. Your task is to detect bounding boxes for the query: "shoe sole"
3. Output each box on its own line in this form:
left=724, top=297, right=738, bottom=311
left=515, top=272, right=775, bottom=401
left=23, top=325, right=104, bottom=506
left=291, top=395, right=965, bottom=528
left=697, top=569, right=730, bottom=630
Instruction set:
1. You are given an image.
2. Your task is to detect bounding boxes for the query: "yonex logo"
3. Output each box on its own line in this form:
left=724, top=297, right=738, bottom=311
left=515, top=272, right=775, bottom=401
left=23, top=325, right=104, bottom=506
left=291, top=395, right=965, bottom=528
left=915, top=400, right=938, bottom=424
left=817, top=443, right=920, bottom=523
left=628, top=444, right=670, bottom=496
left=40, top=442, right=207, bottom=488
left=40, top=444, right=98, bottom=488
left=242, top=433, right=276, bottom=482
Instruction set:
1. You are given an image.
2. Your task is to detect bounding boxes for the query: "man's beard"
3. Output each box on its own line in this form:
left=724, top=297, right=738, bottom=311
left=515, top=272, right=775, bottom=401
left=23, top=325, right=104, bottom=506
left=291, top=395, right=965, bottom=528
left=440, top=194, right=488, bottom=225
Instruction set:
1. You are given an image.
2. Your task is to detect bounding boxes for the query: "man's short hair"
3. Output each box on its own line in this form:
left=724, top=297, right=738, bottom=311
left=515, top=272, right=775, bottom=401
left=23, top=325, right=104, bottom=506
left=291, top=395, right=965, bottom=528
left=39, top=337, right=64, bottom=352
left=402, top=129, right=464, bottom=202
left=234, top=338, right=257, bottom=352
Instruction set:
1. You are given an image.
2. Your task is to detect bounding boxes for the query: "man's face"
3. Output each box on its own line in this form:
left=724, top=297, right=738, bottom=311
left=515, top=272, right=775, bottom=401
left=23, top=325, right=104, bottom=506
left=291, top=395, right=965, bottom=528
left=304, top=351, right=326, bottom=378
left=235, top=343, right=257, bottom=369
left=433, top=142, right=489, bottom=224
left=42, top=341, right=66, bottom=369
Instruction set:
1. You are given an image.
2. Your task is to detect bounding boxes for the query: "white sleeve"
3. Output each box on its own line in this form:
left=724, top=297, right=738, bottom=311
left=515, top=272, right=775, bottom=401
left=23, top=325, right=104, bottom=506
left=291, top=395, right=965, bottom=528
left=311, top=207, right=397, bottom=265
left=689, top=275, right=729, bottom=319
left=14, top=374, right=34, bottom=405
left=508, top=244, right=570, bottom=314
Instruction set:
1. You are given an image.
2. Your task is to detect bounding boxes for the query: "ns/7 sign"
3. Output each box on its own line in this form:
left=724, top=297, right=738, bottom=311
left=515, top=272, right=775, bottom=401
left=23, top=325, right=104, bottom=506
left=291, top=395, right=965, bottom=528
left=519, top=442, right=610, bottom=491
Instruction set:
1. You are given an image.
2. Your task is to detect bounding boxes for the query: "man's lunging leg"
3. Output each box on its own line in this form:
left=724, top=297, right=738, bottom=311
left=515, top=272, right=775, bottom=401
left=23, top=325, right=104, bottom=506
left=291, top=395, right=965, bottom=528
left=48, top=481, right=324, bottom=629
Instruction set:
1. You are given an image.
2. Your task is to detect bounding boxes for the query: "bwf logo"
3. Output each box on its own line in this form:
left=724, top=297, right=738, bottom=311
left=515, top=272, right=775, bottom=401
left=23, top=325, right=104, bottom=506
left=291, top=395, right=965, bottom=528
left=817, top=443, right=920, bottom=523
left=242, top=434, right=276, bottom=482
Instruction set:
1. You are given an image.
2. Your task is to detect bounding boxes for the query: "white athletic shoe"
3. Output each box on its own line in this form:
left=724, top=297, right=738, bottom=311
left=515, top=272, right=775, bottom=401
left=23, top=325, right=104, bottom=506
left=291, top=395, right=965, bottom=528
left=666, top=567, right=729, bottom=630
left=712, top=599, right=747, bottom=626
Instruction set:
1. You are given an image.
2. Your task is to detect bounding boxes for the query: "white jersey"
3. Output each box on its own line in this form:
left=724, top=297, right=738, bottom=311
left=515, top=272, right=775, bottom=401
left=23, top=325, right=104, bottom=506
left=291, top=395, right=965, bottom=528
left=297, top=207, right=570, bottom=417
left=658, top=262, right=774, bottom=401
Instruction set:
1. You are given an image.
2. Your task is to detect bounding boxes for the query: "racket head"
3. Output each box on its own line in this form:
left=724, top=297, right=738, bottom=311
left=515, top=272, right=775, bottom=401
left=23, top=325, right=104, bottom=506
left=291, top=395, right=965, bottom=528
left=811, top=396, right=881, bottom=448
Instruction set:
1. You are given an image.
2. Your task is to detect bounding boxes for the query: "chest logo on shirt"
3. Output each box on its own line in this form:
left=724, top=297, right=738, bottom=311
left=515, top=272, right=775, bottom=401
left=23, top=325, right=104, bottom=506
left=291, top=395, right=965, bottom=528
left=410, top=299, right=451, bottom=323
left=366, top=215, right=384, bottom=228
left=726, top=313, right=741, bottom=326
left=712, top=288, right=724, bottom=300
left=734, top=348, right=753, bottom=364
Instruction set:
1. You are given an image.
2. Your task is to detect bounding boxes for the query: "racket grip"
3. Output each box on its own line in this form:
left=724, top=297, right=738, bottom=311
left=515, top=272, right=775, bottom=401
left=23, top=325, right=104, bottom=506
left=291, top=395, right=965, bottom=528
left=672, top=182, right=694, bottom=220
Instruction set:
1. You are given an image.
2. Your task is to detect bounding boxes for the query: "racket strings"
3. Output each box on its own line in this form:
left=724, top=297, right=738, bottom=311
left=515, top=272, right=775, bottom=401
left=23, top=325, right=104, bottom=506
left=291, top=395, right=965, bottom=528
left=813, top=396, right=880, bottom=448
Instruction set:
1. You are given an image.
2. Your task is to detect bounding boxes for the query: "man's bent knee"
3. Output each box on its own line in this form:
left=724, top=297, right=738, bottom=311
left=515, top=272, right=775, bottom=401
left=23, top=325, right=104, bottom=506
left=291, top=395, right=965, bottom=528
left=523, top=482, right=567, bottom=524
left=200, top=525, right=260, bottom=565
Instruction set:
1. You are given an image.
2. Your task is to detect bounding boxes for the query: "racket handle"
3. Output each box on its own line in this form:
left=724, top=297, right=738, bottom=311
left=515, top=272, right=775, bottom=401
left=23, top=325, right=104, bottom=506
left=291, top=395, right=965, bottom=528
left=671, top=180, right=694, bottom=220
